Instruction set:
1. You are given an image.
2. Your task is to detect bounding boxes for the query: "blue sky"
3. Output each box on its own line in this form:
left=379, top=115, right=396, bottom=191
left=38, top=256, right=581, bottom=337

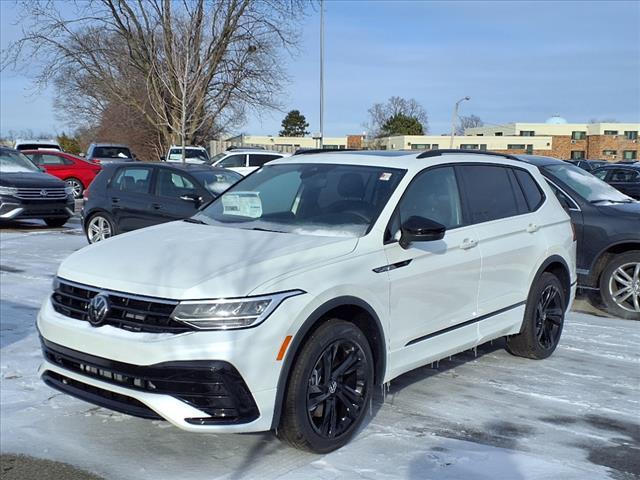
left=1, top=0, right=639, bottom=138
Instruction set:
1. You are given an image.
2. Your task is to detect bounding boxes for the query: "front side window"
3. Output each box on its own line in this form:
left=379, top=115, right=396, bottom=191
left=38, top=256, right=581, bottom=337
left=0, top=150, right=39, bottom=173
left=249, top=154, right=282, bottom=167
left=157, top=170, right=197, bottom=197
left=191, top=170, right=241, bottom=196
left=543, top=163, right=630, bottom=203
left=197, top=163, right=405, bottom=237
left=592, top=169, right=608, bottom=180
left=458, top=165, right=522, bottom=223
left=112, top=167, right=152, bottom=193
left=609, top=169, right=639, bottom=183
left=218, top=154, right=246, bottom=168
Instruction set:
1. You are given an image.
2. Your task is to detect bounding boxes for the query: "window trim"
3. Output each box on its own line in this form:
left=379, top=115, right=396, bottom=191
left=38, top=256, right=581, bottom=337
left=544, top=178, right=581, bottom=212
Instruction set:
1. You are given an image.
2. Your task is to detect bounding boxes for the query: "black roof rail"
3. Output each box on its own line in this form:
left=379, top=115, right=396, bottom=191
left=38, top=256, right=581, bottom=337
left=292, top=148, right=360, bottom=156
left=416, top=149, right=521, bottom=161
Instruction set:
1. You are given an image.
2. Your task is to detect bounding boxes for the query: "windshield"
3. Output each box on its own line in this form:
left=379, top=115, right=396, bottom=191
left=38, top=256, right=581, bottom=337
left=0, top=150, right=40, bottom=173
left=208, top=152, right=227, bottom=164
left=543, top=163, right=632, bottom=203
left=168, top=148, right=209, bottom=161
left=93, top=146, right=132, bottom=158
left=191, top=170, right=241, bottom=196
left=195, top=163, right=405, bottom=237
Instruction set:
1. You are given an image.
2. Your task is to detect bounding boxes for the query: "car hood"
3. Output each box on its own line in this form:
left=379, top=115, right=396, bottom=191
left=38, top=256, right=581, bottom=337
left=595, top=201, right=640, bottom=218
left=58, top=221, right=358, bottom=299
left=0, top=171, right=65, bottom=188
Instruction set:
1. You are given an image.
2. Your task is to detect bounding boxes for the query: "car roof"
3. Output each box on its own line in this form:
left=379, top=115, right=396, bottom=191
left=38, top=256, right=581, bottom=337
left=511, top=154, right=567, bottom=167
left=100, top=162, right=237, bottom=174
left=168, top=145, right=207, bottom=150
left=592, top=163, right=640, bottom=170
left=222, top=149, right=282, bottom=154
left=90, top=143, right=130, bottom=148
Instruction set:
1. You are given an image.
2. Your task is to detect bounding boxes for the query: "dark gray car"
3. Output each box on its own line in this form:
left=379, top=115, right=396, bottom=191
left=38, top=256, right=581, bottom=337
left=86, top=143, right=136, bottom=164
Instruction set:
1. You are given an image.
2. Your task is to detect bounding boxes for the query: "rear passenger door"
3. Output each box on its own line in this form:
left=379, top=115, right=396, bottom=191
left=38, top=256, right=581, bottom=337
left=152, top=169, right=204, bottom=222
left=457, top=164, right=548, bottom=319
left=108, top=165, right=156, bottom=232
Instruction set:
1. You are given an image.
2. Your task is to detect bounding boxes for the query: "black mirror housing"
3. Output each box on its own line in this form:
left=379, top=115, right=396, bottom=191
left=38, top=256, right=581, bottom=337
left=399, top=216, right=446, bottom=249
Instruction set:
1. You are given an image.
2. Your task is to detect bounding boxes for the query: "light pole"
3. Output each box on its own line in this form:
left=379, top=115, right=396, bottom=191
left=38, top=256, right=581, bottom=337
left=319, top=0, right=324, bottom=149
left=450, top=96, right=470, bottom=148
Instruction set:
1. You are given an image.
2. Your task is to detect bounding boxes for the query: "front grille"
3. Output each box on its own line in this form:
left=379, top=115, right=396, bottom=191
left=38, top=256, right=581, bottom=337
left=16, top=187, right=67, bottom=200
left=51, top=278, right=191, bottom=334
left=41, top=339, right=259, bottom=424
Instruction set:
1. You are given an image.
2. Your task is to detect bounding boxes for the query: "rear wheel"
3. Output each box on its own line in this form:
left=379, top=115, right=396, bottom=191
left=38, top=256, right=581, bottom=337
left=277, top=319, right=373, bottom=453
left=506, top=272, right=565, bottom=359
left=599, top=251, right=640, bottom=320
left=85, top=213, right=116, bottom=243
left=44, top=217, right=70, bottom=228
left=65, top=178, right=84, bottom=199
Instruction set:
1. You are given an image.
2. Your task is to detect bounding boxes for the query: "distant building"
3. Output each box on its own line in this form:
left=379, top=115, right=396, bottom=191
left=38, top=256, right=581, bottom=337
left=225, top=134, right=359, bottom=151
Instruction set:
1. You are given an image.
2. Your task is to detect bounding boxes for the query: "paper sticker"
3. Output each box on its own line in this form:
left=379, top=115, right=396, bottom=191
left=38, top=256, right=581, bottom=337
left=379, top=172, right=392, bottom=181
left=222, top=192, right=262, bottom=218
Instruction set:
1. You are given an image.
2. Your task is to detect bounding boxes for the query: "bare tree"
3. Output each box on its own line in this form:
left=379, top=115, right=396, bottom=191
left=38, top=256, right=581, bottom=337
left=455, top=114, right=484, bottom=135
left=3, top=0, right=307, bottom=158
left=364, top=96, right=429, bottom=139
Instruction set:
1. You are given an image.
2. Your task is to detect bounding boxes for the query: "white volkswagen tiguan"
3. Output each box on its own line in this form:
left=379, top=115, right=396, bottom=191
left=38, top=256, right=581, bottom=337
left=38, top=150, right=576, bottom=452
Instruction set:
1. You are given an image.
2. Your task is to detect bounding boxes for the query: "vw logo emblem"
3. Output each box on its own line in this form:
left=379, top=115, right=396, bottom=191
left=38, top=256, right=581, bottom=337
left=87, top=293, right=110, bottom=326
left=328, top=380, right=338, bottom=394
left=40, top=189, right=48, bottom=197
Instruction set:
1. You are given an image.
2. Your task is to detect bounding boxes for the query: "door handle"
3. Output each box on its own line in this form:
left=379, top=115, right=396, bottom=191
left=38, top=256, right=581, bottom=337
left=460, top=238, right=478, bottom=250
left=111, top=197, right=121, bottom=209
left=111, top=197, right=120, bottom=203
left=526, top=223, right=540, bottom=233
left=151, top=203, right=162, bottom=210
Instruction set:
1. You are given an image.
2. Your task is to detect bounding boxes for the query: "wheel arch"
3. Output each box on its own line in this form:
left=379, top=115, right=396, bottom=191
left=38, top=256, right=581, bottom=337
left=271, top=296, right=386, bottom=430
left=586, top=241, right=640, bottom=287
left=533, top=255, right=572, bottom=311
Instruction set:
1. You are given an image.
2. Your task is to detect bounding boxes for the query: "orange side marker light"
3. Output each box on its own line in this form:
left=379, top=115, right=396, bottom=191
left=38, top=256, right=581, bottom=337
left=276, top=335, right=293, bottom=361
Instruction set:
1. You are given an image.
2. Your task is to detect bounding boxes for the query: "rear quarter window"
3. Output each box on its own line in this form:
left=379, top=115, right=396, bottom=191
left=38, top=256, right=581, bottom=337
left=513, top=169, right=545, bottom=211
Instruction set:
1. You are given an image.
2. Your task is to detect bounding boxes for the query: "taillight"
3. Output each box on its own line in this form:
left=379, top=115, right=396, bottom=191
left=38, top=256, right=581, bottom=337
left=83, top=186, right=90, bottom=202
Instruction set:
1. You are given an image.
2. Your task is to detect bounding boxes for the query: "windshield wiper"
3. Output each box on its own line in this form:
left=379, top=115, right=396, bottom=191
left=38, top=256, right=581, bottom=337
left=250, top=227, right=287, bottom=233
left=183, top=217, right=207, bottom=224
left=590, top=199, right=633, bottom=204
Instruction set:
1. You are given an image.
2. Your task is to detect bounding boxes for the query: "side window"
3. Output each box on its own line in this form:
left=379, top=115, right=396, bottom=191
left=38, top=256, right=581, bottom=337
left=249, top=154, right=281, bottom=167
left=112, top=167, right=152, bottom=194
left=458, top=165, right=520, bottom=223
left=41, top=154, right=71, bottom=165
left=26, top=153, right=43, bottom=165
left=393, top=167, right=463, bottom=236
left=609, top=169, right=637, bottom=183
left=593, top=169, right=608, bottom=180
left=219, top=154, right=246, bottom=168
left=157, top=170, right=197, bottom=197
left=513, top=169, right=544, bottom=211
left=546, top=181, right=579, bottom=210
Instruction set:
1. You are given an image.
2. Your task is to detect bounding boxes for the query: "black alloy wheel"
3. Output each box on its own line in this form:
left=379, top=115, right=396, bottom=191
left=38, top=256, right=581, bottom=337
left=534, top=284, right=564, bottom=350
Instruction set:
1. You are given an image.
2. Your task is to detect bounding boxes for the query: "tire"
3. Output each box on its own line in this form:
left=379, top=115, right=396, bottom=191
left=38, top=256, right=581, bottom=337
left=277, top=319, right=374, bottom=453
left=44, top=217, right=70, bottom=228
left=85, top=212, right=116, bottom=243
left=65, top=178, right=84, bottom=199
left=598, top=251, right=640, bottom=320
left=506, top=272, right=566, bottom=360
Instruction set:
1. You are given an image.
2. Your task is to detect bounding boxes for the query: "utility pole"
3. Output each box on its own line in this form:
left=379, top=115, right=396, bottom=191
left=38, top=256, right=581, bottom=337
left=450, top=96, right=470, bottom=148
left=319, top=0, right=324, bottom=149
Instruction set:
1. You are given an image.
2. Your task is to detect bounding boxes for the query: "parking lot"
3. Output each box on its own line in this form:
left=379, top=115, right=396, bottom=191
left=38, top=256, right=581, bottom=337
left=1, top=219, right=638, bottom=480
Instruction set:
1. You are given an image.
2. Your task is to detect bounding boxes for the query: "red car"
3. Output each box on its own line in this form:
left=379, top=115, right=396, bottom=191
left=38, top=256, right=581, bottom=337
left=22, top=150, right=101, bottom=198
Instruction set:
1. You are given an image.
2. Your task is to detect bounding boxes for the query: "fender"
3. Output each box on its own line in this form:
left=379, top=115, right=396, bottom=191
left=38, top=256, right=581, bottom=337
left=270, top=295, right=386, bottom=430
left=585, top=240, right=640, bottom=287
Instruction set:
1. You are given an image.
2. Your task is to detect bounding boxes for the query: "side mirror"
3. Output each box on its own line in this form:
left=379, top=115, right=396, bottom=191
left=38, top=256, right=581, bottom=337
left=180, top=194, right=202, bottom=207
left=399, top=216, right=446, bottom=249
left=78, top=152, right=85, bottom=157
left=159, top=156, right=166, bottom=161
left=38, top=166, right=46, bottom=173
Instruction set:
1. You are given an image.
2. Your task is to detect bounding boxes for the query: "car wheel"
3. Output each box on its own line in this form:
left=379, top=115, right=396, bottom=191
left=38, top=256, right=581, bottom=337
left=65, top=178, right=84, bottom=199
left=44, top=217, right=70, bottom=228
left=86, top=213, right=116, bottom=243
left=506, top=272, right=566, bottom=359
left=599, top=251, right=640, bottom=320
left=277, top=319, right=373, bottom=453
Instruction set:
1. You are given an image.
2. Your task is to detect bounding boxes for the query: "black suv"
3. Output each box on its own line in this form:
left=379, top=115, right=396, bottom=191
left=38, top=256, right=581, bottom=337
left=82, top=162, right=241, bottom=243
left=0, top=147, right=75, bottom=227
left=592, top=163, right=640, bottom=200
left=519, top=155, right=639, bottom=319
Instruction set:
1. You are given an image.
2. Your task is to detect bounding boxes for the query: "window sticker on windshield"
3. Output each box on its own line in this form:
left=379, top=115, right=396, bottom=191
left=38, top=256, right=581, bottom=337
left=379, top=172, right=392, bottom=181
left=222, top=192, right=262, bottom=218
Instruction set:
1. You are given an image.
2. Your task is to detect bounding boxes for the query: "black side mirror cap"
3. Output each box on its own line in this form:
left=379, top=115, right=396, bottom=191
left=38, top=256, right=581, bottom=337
left=399, top=216, right=446, bottom=249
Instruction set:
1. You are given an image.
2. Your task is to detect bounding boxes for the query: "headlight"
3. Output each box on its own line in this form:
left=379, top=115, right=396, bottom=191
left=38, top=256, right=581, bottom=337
left=65, top=186, right=75, bottom=196
left=0, top=186, right=18, bottom=196
left=170, top=290, right=305, bottom=330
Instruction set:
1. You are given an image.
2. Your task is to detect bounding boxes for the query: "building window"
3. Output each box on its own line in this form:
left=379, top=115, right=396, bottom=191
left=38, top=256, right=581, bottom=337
left=571, top=151, right=585, bottom=159
left=603, top=149, right=617, bottom=156
left=411, top=144, right=429, bottom=150
left=495, top=132, right=503, bottom=136
left=604, top=130, right=618, bottom=136
left=477, top=133, right=484, bottom=136
left=624, top=131, right=638, bottom=140
left=460, top=144, right=480, bottom=150
left=507, top=144, right=526, bottom=149
left=623, top=150, right=637, bottom=160
left=526, top=144, right=534, bottom=154
left=571, top=131, right=586, bottom=140
left=432, top=144, right=439, bottom=150
left=480, top=144, right=487, bottom=151
left=519, top=130, right=535, bottom=136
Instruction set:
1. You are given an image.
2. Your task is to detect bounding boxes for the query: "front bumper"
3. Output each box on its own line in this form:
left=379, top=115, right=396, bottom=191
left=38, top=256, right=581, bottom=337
left=0, top=195, right=74, bottom=220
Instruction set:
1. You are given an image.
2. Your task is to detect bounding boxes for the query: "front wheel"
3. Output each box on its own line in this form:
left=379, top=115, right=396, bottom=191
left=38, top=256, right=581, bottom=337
left=599, top=251, right=640, bottom=320
left=85, top=213, right=116, bottom=243
left=506, top=272, right=566, bottom=359
left=277, top=319, right=373, bottom=453
left=65, top=178, right=84, bottom=199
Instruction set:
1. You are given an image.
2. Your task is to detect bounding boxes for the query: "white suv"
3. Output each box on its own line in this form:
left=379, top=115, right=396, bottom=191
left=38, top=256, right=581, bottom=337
left=37, top=150, right=576, bottom=453
left=209, top=148, right=289, bottom=176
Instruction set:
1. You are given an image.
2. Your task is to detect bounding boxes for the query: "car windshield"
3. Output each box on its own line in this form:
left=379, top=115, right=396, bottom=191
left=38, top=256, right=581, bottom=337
left=543, top=163, right=632, bottom=203
left=208, top=152, right=227, bottom=164
left=191, top=170, right=241, bottom=196
left=195, top=163, right=406, bottom=237
left=0, top=150, right=40, bottom=173
left=93, top=146, right=132, bottom=158
left=168, top=148, right=209, bottom=161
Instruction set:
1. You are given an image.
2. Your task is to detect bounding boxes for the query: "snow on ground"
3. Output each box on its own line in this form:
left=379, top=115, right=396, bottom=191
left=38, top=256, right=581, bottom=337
left=1, top=222, right=639, bottom=480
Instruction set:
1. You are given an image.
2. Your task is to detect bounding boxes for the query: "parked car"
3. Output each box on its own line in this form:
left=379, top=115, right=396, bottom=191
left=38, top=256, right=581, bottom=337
left=86, top=143, right=135, bottom=164
left=39, top=150, right=576, bottom=452
left=0, top=147, right=75, bottom=226
left=14, top=139, right=62, bottom=152
left=566, top=159, right=607, bottom=172
left=163, top=145, right=210, bottom=164
left=209, top=148, right=289, bottom=176
left=519, top=155, right=639, bottom=319
left=82, top=163, right=241, bottom=243
left=591, top=164, right=640, bottom=200
left=23, top=150, right=101, bottom=199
